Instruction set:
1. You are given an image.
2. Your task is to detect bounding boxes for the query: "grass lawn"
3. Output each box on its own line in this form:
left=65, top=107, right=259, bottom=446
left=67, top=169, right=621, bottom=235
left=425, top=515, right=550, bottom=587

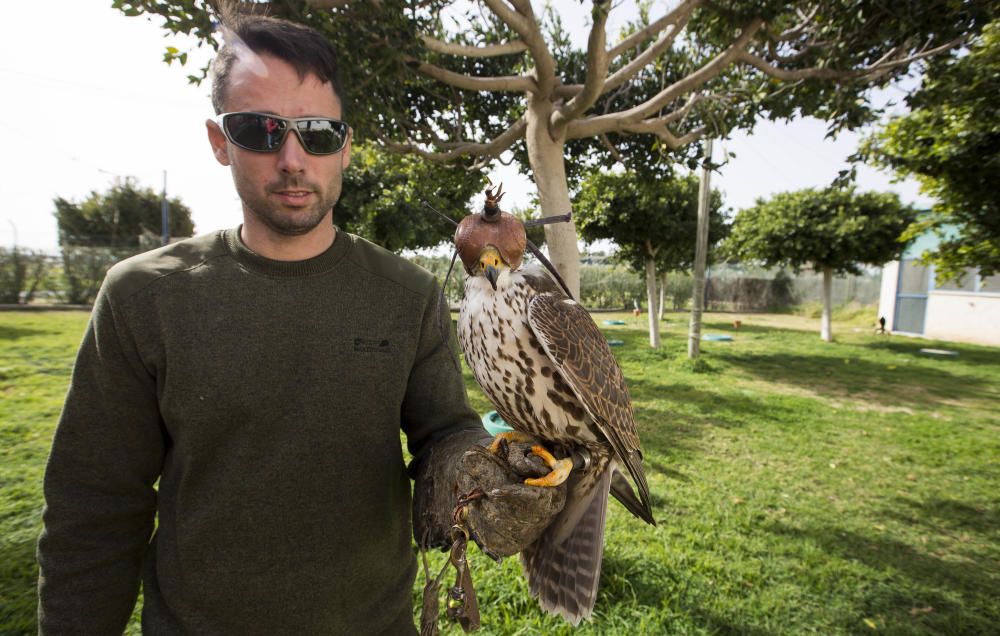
left=2, top=309, right=998, bottom=634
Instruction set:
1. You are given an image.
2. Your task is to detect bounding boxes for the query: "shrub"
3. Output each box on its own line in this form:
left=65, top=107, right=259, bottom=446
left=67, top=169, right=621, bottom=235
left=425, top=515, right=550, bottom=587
left=0, top=248, right=52, bottom=304
left=59, top=246, right=137, bottom=305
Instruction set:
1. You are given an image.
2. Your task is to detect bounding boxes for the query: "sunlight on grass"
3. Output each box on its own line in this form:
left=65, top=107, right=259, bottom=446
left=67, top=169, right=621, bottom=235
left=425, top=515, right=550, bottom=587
left=3, top=309, right=998, bottom=634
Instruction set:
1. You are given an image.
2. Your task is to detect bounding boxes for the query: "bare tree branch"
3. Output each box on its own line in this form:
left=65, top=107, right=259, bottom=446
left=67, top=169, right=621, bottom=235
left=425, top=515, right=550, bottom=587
left=568, top=91, right=706, bottom=150
left=482, top=0, right=556, bottom=99
left=738, top=51, right=860, bottom=80
left=419, top=34, right=527, bottom=57
left=656, top=92, right=704, bottom=126
left=599, top=133, right=623, bottom=163
left=608, top=0, right=703, bottom=60
left=402, top=56, right=535, bottom=92
left=554, top=0, right=698, bottom=102
left=622, top=122, right=706, bottom=150
left=603, top=6, right=695, bottom=95
left=551, top=1, right=611, bottom=134
left=568, top=20, right=764, bottom=139
left=379, top=117, right=527, bottom=163
left=776, top=4, right=819, bottom=41
left=480, top=0, right=533, bottom=40
left=739, top=35, right=965, bottom=81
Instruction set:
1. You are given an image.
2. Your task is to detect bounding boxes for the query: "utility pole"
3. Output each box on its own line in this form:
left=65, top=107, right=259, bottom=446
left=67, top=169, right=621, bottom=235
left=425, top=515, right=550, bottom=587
left=688, top=138, right=713, bottom=359
left=161, top=170, right=170, bottom=246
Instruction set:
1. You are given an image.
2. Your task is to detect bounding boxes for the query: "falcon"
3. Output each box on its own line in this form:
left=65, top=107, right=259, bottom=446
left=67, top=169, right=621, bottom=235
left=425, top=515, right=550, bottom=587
left=454, top=185, right=655, bottom=625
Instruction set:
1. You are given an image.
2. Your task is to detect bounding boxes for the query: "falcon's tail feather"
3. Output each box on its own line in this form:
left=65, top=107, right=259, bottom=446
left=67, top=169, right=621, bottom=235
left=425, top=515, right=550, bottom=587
left=520, top=468, right=612, bottom=626
left=610, top=469, right=656, bottom=526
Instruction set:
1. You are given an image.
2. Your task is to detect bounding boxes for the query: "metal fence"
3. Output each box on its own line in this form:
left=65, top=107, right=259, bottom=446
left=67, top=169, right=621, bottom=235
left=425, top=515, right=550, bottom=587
left=704, top=264, right=881, bottom=312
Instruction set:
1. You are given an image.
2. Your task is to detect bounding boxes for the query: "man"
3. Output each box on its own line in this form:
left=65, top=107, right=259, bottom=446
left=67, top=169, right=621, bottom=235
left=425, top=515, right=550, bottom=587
left=37, top=10, right=561, bottom=634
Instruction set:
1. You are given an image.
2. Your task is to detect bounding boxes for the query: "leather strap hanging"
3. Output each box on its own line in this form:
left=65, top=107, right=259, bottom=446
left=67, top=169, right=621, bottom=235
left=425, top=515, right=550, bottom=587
left=419, top=490, right=486, bottom=634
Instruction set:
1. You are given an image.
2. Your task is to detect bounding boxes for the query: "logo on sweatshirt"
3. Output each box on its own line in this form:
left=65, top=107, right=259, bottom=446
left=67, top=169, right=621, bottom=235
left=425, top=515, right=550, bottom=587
left=354, top=337, right=393, bottom=354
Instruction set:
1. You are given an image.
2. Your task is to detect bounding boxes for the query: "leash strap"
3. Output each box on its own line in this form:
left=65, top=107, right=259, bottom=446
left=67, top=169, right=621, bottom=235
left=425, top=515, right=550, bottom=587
left=419, top=489, right=487, bottom=633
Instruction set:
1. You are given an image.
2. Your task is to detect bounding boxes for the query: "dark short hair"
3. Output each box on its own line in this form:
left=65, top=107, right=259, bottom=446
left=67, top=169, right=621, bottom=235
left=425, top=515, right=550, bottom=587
left=210, top=10, right=346, bottom=117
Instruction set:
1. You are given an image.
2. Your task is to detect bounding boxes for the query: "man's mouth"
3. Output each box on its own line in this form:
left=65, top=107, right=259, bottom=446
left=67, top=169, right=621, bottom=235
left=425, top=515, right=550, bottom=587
left=273, top=190, right=314, bottom=204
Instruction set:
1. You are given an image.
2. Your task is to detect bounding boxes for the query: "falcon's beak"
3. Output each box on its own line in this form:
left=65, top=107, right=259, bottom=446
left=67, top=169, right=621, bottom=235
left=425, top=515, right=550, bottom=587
left=478, top=246, right=506, bottom=291
left=484, top=265, right=499, bottom=290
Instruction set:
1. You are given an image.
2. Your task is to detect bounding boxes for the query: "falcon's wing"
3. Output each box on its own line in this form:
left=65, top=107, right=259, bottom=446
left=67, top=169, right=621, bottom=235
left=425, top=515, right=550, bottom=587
left=526, top=292, right=651, bottom=518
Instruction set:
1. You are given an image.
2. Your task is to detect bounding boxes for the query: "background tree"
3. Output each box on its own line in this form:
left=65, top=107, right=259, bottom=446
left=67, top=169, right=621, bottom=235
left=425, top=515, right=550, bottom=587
left=724, top=186, right=916, bottom=342
left=860, top=19, right=1000, bottom=284
left=116, top=0, right=989, bottom=300
left=575, top=169, right=727, bottom=347
left=54, top=177, right=194, bottom=248
left=54, top=177, right=195, bottom=304
left=339, top=156, right=546, bottom=253
left=337, top=142, right=484, bottom=252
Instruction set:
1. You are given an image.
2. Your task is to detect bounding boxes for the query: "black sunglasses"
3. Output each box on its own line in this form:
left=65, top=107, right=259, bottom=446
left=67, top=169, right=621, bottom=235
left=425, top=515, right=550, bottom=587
left=216, top=112, right=351, bottom=156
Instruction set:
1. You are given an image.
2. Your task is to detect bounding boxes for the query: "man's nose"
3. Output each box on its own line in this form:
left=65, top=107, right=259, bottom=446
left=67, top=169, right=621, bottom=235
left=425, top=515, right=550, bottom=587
left=276, top=130, right=308, bottom=173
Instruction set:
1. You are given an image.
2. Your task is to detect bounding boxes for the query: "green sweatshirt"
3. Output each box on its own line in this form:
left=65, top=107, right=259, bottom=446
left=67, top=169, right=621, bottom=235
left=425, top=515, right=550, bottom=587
left=37, top=228, right=483, bottom=634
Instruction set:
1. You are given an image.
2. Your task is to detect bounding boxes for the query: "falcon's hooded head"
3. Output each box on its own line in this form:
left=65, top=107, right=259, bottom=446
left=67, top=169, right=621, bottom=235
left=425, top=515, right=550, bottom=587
left=454, top=183, right=526, bottom=291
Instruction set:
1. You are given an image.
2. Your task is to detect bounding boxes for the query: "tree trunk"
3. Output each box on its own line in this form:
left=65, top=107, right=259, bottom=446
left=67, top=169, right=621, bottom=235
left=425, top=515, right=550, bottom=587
left=525, top=98, right=581, bottom=300
left=821, top=266, right=833, bottom=342
left=645, top=258, right=659, bottom=348
left=688, top=138, right=713, bottom=359
left=658, top=271, right=666, bottom=321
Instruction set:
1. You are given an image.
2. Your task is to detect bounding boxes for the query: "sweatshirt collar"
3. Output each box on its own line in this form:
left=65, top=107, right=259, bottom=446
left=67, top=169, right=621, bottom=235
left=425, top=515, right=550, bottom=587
left=223, top=225, right=352, bottom=278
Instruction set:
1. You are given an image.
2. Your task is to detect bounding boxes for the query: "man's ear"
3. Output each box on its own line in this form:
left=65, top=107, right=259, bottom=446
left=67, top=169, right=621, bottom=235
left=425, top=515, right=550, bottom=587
left=206, top=119, right=231, bottom=166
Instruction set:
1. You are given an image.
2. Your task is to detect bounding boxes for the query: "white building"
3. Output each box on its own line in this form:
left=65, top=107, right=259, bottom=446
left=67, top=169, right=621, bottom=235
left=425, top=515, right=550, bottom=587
left=878, top=231, right=1000, bottom=346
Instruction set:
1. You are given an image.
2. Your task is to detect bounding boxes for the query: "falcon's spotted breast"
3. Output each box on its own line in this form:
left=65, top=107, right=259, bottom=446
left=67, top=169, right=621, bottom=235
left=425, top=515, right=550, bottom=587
left=454, top=185, right=655, bottom=625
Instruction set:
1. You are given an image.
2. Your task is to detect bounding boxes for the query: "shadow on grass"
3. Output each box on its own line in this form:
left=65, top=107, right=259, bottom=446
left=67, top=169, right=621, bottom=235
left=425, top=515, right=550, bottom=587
left=625, top=378, right=802, bottom=489
left=629, top=378, right=799, bottom=427
left=714, top=350, right=991, bottom=410
left=765, top=521, right=999, bottom=633
left=600, top=550, right=774, bottom=636
left=647, top=462, right=693, bottom=485
left=862, top=338, right=1000, bottom=367
left=883, top=496, right=1000, bottom=542
left=0, top=324, right=53, bottom=341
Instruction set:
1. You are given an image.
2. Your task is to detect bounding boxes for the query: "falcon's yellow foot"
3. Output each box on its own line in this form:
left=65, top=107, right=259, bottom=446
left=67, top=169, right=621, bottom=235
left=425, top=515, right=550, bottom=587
left=487, top=431, right=536, bottom=454
left=523, top=444, right=573, bottom=488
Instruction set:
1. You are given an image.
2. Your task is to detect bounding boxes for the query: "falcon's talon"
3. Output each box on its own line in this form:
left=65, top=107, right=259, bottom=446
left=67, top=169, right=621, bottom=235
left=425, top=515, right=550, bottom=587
left=486, top=431, right=535, bottom=454
left=523, top=458, right=572, bottom=487
left=523, top=444, right=573, bottom=488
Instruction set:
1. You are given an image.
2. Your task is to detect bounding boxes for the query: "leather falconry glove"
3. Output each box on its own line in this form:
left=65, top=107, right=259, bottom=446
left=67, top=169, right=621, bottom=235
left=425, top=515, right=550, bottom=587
left=413, top=431, right=567, bottom=559
left=456, top=439, right=568, bottom=558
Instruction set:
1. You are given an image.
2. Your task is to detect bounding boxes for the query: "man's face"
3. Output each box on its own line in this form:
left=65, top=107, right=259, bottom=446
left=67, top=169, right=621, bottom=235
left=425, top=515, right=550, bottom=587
left=207, top=53, right=351, bottom=237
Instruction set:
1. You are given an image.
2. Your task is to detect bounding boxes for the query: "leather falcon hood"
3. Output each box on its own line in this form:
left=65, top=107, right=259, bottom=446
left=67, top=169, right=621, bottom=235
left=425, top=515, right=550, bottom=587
left=454, top=184, right=527, bottom=274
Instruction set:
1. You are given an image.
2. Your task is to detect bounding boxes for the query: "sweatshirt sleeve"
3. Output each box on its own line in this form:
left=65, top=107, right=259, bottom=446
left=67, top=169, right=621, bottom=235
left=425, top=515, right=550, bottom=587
left=400, top=283, right=490, bottom=544
left=37, top=280, right=165, bottom=634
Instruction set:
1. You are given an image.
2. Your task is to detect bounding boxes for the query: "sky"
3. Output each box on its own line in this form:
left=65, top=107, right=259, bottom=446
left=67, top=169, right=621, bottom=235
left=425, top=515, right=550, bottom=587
left=0, top=0, right=930, bottom=252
